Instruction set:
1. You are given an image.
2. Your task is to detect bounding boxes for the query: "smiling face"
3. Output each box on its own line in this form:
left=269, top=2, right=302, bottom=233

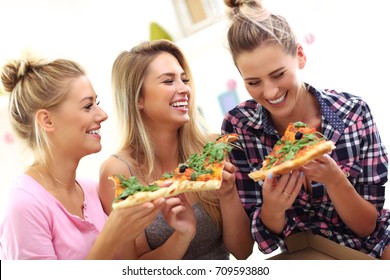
left=236, top=43, right=306, bottom=120
left=139, top=52, right=191, bottom=130
left=49, top=76, right=108, bottom=159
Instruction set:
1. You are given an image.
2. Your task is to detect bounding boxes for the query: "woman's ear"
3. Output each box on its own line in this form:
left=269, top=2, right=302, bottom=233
left=36, top=109, right=54, bottom=132
left=296, top=43, right=307, bottom=69
left=138, top=96, right=144, bottom=110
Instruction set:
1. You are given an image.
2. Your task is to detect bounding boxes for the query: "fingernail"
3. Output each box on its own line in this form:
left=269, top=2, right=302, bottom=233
left=267, top=173, right=273, bottom=179
left=145, top=203, right=154, bottom=209
left=300, top=172, right=304, bottom=177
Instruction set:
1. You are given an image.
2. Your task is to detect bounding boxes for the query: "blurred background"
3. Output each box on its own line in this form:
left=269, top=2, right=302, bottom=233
left=0, top=0, right=389, bottom=259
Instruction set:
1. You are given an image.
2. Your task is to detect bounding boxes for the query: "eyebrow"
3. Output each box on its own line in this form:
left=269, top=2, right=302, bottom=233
left=269, top=67, right=285, bottom=76
left=244, top=67, right=285, bottom=81
left=157, top=72, right=186, bottom=79
left=157, top=73, right=174, bottom=79
left=80, top=96, right=96, bottom=103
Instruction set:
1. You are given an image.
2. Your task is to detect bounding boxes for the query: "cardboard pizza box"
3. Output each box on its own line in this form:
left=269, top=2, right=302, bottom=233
left=267, top=231, right=376, bottom=260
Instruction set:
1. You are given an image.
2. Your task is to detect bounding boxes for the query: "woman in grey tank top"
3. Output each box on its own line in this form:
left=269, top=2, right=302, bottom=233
left=99, top=40, right=254, bottom=260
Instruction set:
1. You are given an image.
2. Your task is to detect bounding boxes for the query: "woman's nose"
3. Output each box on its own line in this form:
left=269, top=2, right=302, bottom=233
left=262, top=82, right=278, bottom=99
left=97, top=107, right=108, bottom=122
left=176, top=81, right=190, bottom=95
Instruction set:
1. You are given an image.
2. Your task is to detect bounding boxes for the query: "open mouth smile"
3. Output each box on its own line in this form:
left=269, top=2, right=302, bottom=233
left=170, top=101, right=188, bottom=109
left=268, top=92, right=287, bottom=105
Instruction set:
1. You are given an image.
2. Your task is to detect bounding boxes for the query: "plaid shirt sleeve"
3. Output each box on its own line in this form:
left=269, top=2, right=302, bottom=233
left=324, top=90, right=388, bottom=209
left=221, top=101, right=287, bottom=254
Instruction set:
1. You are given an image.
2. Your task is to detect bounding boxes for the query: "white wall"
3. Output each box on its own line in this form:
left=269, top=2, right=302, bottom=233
left=1, top=0, right=389, bottom=209
left=0, top=0, right=182, bottom=188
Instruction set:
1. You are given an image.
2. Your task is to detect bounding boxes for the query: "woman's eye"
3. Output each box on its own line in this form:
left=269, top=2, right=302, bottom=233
left=163, top=80, right=174, bottom=84
left=248, top=81, right=260, bottom=86
left=84, top=100, right=100, bottom=110
left=85, top=104, right=93, bottom=110
left=273, top=72, right=285, bottom=79
left=182, top=79, right=190, bottom=84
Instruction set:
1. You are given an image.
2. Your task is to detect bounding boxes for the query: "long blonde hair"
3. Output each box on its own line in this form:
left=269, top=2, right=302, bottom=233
left=111, top=40, right=221, bottom=222
left=1, top=53, right=85, bottom=167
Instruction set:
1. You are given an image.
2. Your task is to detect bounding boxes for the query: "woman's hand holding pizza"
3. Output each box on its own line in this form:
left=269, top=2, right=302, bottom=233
left=300, top=154, right=345, bottom=189
left=162, top=194, right=196, bottom=240
left=105, top=198, right=165, bottom=245
left=216, top=161, right=237, bottom=198
left=260, top=170, right=304, bottom=234
left=263, top=170, right=304, bottom=211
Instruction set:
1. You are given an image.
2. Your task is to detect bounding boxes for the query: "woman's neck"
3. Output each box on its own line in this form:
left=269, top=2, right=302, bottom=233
left=134, top=128, right=181, bottom=184
left=151, top=129, right=180, bottom=171
left=272, top=86, right=321, bottom=135
left=28, top=159, right=78, bottom=193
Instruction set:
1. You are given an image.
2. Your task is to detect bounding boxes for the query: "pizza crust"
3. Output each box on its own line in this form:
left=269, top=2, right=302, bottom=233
left=112, top=179, right=222, bottom=208
left=249, top=140, right=336, bottom=182
left=112, top=187, right=169, bottom=209
left=166, top=179, right=222, bottom=196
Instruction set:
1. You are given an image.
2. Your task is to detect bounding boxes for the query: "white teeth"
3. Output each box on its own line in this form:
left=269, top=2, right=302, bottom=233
left=171, top=101, right=188, bottom=108
left=268, top=93, right=287, bottom=105
left=87, top=129, right=100, bottom=134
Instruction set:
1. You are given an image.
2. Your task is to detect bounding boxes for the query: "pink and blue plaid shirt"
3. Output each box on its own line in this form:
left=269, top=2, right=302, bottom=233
left=221, top=84, right=390, bottom=258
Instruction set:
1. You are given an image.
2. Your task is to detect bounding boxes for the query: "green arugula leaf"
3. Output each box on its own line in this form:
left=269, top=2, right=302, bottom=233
left=183, top=136, right=235, bottom=180
left=264, top=129, right=327, bottom=169
left=294, top=121, right=308, bottom=128
left=113, top=175, right=160, bottom=203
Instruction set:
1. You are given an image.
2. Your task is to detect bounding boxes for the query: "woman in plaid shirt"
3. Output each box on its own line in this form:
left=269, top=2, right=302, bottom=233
left=221, top=0, right=390, bottom=259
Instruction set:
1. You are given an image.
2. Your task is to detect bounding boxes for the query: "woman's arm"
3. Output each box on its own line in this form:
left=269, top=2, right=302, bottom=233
left=135, top=195, right=196, bottom=259
left=99, top=157, right=130, bottom=215
left=87, top=199, right=165, bottom=259
left=301, top=155, right=378, bottom=237
left=218, top=162, right=254, bottom=259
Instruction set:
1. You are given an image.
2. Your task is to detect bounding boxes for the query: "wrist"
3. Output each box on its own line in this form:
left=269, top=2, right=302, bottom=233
left=175, top=229, right=196, bottom=242
left=260, top=203, right=286, bottom=234
left=217, top=186, right=238, bottom=201
left=325, top=169, right=349, bottom=191
left=260, top=207, right=285, bottom=222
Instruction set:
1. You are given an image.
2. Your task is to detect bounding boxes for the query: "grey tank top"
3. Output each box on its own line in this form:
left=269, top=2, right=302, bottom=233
left=145, top=203, right=229, bottom=260
left=111, top=154, right=229, bottom=259
left=111, top=154, right=134, bottom=175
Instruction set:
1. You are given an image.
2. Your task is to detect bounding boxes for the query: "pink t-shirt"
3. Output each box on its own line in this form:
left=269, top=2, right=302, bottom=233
left=0, top=174, right=107, bottom=259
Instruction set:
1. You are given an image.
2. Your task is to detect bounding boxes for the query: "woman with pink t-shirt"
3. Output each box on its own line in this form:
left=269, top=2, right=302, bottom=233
left=0, top=53, right=165, bottom=259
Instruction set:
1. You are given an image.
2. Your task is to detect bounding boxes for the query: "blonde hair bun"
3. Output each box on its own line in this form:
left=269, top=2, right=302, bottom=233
left=1, top=52, right=47, bottom=93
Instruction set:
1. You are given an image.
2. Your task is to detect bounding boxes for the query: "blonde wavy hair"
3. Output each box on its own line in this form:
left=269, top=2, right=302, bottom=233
left=111, top=40, right=221, bottom=222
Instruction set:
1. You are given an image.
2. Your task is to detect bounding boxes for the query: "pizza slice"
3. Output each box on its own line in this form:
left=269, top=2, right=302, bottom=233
left=109, top=175, right=169, bottom=209
left=111, top=133, right=239, bottom=209
left=248, top=121, right=336, bottom=182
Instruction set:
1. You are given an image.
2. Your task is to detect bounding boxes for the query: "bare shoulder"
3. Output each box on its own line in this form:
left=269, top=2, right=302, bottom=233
left=100, top=152, right=133, bottom=180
